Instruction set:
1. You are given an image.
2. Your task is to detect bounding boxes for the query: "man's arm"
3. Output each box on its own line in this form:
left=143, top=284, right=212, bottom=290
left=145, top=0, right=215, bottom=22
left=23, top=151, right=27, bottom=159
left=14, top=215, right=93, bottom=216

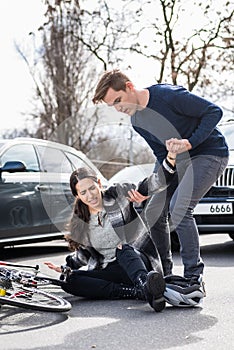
left=170, top=88, right=223, bottom=149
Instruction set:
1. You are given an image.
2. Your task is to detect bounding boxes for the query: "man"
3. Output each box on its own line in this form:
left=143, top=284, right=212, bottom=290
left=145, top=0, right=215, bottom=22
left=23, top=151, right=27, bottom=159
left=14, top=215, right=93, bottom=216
left=92, top=69, right=229, bottom=294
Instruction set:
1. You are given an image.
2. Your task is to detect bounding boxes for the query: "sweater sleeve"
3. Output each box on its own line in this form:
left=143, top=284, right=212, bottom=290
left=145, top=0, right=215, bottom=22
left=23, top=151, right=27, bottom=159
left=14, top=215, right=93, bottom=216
left=169, top=88, right=223, bottom=149
left=188, top=104, right=223, bottom=149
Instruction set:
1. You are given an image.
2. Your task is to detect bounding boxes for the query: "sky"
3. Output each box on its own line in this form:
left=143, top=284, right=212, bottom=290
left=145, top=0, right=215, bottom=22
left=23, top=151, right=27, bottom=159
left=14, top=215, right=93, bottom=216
left=0, top=0, right=45, bottom=134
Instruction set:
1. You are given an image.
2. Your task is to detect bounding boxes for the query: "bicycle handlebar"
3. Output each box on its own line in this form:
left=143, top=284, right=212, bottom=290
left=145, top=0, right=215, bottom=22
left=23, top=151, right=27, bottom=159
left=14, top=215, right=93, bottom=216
left=0, top=261, right=39, bottom=271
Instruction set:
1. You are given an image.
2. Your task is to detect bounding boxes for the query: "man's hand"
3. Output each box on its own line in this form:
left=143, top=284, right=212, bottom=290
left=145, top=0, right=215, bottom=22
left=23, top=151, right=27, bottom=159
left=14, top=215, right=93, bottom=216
left=127, top=189, right=150, bottom=203
left=166, top=138, right=192, bottom=154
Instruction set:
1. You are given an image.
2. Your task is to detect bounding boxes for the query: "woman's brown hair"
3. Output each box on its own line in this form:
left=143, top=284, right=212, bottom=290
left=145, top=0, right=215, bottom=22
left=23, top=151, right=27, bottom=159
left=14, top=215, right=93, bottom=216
left=69, top=167, right=99, bottom=224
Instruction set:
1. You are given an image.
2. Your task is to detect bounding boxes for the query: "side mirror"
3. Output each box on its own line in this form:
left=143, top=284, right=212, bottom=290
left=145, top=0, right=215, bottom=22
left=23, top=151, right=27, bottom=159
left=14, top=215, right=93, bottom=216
left=0, top=161, right=26, bottom=173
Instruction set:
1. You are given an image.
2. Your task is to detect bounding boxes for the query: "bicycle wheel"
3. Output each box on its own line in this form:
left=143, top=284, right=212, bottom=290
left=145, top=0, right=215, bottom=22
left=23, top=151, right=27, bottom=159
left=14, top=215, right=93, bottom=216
left=0, top=284, right=71, bottom=312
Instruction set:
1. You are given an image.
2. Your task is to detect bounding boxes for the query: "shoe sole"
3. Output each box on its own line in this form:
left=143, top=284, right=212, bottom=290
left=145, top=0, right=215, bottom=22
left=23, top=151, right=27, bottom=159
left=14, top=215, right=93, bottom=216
left=147, top=271, right=166, bottom=312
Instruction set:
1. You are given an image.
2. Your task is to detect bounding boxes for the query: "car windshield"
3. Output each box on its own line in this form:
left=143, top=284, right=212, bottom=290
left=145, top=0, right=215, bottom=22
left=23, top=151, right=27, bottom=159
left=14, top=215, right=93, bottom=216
left=219, top=124, right=234, bottom=150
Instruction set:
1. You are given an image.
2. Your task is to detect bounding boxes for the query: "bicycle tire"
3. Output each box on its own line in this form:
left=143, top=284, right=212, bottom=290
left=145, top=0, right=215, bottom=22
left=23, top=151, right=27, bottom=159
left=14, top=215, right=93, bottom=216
left=0, top=284, right=71, bottom=312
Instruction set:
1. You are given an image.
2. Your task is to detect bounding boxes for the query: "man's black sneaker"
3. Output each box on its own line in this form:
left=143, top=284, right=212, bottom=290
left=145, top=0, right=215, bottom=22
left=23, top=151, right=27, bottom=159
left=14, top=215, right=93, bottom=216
left=189, top=275, right=206, bottom=297
left=164, top=274, right=206, bottom=307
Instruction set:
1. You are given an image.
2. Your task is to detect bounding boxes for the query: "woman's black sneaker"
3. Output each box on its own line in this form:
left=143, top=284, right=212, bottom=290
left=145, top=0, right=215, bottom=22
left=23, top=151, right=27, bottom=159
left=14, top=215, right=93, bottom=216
left=145, top=271, right=166, bottom=312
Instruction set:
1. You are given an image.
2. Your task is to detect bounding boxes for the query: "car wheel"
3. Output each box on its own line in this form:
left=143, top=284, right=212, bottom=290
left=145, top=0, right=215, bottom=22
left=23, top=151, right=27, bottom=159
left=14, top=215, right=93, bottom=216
left=170, top=231, right=180, bottom=252
left=228, top=233, right=234, bottom=241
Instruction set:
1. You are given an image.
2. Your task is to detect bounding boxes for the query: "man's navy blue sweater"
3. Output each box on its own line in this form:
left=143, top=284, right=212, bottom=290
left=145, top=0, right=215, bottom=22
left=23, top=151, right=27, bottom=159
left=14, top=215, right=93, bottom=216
left=131, top=84, right=229, bottom=163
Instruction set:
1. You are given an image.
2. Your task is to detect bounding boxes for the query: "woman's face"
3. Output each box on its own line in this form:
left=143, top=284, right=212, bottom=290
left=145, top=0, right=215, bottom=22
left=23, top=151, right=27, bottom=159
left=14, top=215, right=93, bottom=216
left=75, top=178, right=103, bottom=213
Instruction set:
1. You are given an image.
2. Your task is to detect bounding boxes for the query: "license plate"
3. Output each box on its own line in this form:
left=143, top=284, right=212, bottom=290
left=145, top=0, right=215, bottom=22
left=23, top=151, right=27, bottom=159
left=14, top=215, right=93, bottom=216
left=193, top=203, right=233, bottom=215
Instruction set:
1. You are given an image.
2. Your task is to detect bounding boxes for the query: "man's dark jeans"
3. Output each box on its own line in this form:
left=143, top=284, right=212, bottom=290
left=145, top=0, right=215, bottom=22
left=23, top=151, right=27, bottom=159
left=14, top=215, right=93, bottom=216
left=146, top=155, right=229, bottom=278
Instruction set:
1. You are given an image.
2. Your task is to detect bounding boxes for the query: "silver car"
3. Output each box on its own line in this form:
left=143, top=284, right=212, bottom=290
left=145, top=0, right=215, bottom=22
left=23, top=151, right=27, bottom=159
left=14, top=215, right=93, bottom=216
left=0, top=137, right=107, bottom=247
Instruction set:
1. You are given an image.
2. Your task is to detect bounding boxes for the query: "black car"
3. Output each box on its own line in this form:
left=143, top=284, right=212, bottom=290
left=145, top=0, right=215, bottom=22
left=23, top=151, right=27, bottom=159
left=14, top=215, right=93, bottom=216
left=193, top=122, right=234, bottom=240
left=110, top=122, right=234, bottom=246
left=0, top=137, right=108, bottom=247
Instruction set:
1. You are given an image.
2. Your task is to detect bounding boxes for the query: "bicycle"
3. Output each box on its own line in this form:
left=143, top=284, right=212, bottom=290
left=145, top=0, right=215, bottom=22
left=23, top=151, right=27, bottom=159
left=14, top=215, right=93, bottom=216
left=0, top=260, right=72, bottom=312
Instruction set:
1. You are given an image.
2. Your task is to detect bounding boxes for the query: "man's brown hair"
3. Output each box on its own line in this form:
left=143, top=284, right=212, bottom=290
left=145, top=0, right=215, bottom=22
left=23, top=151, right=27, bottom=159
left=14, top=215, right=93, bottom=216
left=92, top=69, right=130, bottom=104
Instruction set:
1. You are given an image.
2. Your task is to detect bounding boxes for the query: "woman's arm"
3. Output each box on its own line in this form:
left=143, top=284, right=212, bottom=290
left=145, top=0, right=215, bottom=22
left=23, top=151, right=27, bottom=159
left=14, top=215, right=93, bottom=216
left=44, top=261, right=62, bottom=273
left=166, top=151, right=176, bottom=167
left=127, top=151, right=176, bottom=203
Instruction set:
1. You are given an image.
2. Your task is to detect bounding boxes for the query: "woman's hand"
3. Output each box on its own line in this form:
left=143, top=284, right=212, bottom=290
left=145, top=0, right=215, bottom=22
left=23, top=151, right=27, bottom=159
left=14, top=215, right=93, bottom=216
left=44, top=261, right=62, bottom=273
left=127, top=189, right=150, bottom=203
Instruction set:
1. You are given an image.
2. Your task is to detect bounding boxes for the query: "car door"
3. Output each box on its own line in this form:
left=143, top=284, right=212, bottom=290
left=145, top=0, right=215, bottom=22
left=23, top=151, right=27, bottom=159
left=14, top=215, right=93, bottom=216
left=36, top=145, right=74, bottom=233
left=0, top=143, right=52, bottom=240
left=65, top=150, right=109, bottom=188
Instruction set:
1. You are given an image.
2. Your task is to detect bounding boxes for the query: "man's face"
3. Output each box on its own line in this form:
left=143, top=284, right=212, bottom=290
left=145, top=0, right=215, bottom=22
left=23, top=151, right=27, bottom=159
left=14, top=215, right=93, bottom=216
left=103, top=83, right=138, bottom=116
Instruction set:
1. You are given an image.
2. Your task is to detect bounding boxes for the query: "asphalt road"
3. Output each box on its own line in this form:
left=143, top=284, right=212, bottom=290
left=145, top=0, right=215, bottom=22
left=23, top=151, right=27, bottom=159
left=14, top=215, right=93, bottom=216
left=1, top=233, right=234, bottom=350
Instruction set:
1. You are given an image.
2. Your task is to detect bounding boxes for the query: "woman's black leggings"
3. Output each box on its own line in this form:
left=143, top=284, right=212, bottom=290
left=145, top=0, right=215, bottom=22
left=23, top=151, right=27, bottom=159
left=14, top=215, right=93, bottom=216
left=61, top=244, right=151, bottom=299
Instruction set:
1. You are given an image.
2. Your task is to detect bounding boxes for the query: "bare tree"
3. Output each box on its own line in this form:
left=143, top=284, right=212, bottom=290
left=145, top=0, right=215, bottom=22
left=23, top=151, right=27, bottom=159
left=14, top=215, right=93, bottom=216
left=13, top=0, right=233, bottom=176
left=15, top=0, right=140, bottom=154
left=1, top=128, right=35, bottom=139
left=73, top=0, right=233, bottom=112
left=70, top=0, right=141, bottom=70
left=15, top=1, right=109, bottom=151
left=128, top=0, right=233, bottom=94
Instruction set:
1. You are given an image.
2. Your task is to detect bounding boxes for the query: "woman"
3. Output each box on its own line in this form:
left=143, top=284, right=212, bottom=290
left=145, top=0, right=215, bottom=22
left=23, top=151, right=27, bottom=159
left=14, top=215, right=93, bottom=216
left=45, top=153, right=176, bottom=312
